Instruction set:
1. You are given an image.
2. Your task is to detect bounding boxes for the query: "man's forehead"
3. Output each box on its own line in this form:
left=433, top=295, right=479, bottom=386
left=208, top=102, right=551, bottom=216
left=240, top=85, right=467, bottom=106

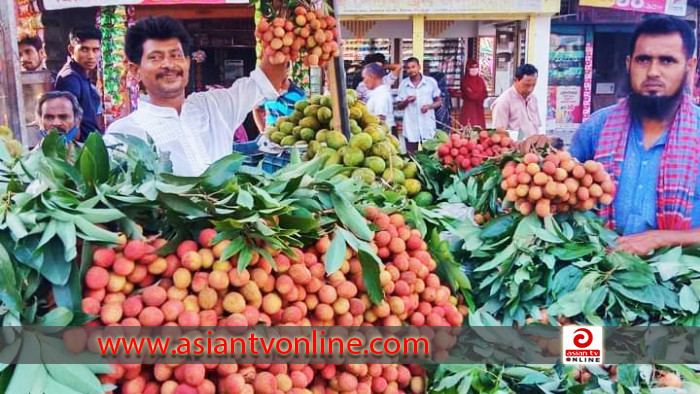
left=143, top=38, right=184, bottom=53
left=19, top=44, right=36, bottom=51
left=75, top=39, right=100, bottom=48
left=634, top=33, right=686, bottom=56
left=43, top=98, right=73, bottom=112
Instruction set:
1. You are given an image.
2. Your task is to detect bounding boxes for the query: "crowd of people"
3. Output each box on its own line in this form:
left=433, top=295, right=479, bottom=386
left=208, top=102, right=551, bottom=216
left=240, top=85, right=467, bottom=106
left=16, top=14, right=700, bottom=252
left=21, top=16, right=544, bottom=157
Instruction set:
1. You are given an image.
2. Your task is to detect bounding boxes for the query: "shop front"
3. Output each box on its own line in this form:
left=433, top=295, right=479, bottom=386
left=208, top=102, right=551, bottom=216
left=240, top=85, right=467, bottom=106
left=336, top=0, right=560, bottom=132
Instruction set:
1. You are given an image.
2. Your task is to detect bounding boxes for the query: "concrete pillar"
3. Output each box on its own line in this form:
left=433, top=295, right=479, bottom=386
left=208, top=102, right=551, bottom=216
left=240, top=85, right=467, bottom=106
left=527, top=13, right=552, bottom=135
left=412, top=15, right=425, bottom=65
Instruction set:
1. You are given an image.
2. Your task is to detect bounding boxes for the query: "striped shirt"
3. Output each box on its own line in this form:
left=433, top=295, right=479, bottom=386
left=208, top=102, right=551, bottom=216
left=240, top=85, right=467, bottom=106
left=263, top=82, right=306, bottom=126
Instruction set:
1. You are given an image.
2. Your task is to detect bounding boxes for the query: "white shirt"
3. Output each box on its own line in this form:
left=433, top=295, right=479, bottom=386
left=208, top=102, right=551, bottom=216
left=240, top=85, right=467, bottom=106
left=396, top=75, right=440, bottom=143
left=366, top=84, right=395, bottom=129
left=357, top=73, right=397, bottom=102
left=106, top=68, right=278, bottom=176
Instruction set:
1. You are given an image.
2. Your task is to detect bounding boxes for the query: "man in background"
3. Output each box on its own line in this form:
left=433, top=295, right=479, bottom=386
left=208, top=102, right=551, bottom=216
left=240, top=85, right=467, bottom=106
left=55, top=24, right=103, bottom=140
left=356, top=53, right=401, bottom=102
left=18, top=35, right=46, bottom=72
left=35, top=91, right=83, bottom=146
left=491, top=63, right=542, bottom=139
left=396, top=57, right=441, bottom=153
left=362, top=63, right=395, bottom=131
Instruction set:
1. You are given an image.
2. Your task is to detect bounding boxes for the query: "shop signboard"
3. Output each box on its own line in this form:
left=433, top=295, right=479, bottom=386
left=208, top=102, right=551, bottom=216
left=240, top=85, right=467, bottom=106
left=42, top=0, right=247, bottom=10
left=578, top=0, right=687, bottom=17
left=336, top=0, right=543, bottom=15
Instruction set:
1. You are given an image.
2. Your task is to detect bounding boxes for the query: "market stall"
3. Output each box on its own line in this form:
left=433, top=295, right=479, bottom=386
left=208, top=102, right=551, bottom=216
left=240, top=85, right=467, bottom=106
left=336, top=0, right=559, bottom=132
left=0, top=1, right=699, bottom=394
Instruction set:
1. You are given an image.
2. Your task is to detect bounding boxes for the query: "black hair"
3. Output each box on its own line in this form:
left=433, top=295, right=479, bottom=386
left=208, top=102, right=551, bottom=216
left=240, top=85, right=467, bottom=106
left=125, top=16, right=192, bottom=64
left=363, top=63, right=384, bottom=78
left=550, top=137, right=564, bottom=150
left=404, top=57, right=420, bottom=66
left=515, top=64, right=538, bottom=80
left=631, top=15, right=696, bottom=59
left=69, top=24, right=102, bottom=44
left=18, top=35, right=43, bottom=51
left=364, top=53, right=386, bottom=65
left=38, top=91, right=83, bottom=119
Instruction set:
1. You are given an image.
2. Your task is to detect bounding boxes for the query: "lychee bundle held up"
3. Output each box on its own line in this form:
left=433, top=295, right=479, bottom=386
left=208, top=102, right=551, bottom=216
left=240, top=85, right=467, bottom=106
left=255, top=4, right=340, bottom=67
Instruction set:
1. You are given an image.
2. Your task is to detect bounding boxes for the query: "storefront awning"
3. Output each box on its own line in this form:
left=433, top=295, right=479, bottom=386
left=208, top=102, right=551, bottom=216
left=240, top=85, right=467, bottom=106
left=335, top=0, right=558, bottom=15
left=578, top=0, right=687, bottom=17
left=41, top=0, right=248, bottom=11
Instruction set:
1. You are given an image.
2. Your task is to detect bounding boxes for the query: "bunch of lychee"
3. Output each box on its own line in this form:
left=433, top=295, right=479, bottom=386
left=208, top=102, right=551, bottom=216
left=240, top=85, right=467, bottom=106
left=98, top=362, right=426, bottom=394
left=81, top=209, right=465, bottom=393
left=255, top=6, right=340, bottom=67
left=436, top=131, right=514, bottom=172
left=500, top=151, right=615, bottom=217
left=366, top=207, right=467, bottom=330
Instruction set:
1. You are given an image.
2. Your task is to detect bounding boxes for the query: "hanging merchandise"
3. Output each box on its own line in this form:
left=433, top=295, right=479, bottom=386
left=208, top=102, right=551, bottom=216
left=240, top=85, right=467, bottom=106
left=15, top=0, right=44, bottom=40
left=99, top=6, right=129, bottom=125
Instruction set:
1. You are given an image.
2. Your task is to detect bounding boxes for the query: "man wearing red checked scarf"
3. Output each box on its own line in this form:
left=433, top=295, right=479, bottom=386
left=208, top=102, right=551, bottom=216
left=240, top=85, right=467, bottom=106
left=567, top=16, right=700, bottom=255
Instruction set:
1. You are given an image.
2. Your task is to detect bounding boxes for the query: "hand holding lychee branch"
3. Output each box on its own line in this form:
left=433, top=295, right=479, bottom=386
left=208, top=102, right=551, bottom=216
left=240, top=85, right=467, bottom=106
left=255, top=3, right=341, bottom=68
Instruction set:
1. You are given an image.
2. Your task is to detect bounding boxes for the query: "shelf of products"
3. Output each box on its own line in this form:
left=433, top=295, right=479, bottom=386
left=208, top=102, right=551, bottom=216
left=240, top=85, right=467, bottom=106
left=342, top=38, right=392, bottom=89
left=185, top=19, right=256, bottom=48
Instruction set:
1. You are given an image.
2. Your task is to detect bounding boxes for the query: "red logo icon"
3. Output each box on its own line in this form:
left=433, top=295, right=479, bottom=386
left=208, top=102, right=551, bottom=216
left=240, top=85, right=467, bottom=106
left=562, top=326, right=603, bottom=364
left=573, top=328, right=593, bottom=348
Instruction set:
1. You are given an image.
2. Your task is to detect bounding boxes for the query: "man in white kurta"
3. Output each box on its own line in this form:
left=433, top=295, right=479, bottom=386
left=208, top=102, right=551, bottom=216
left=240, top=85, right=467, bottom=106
left=396, top=57, right=441, bottom=153
left=106, top=16, right=286, bottom=176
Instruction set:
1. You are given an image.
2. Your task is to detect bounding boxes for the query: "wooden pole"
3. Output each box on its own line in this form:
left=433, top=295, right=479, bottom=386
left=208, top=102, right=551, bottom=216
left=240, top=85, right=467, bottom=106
left=0, top=1, right=28, bottom=143
left=328, top=0, right=351, bottom=139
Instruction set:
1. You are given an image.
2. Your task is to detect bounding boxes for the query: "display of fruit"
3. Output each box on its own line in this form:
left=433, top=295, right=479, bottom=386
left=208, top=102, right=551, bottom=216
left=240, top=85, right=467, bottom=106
left=265, top=90, right=425, bottom=195
left=436, top=130, right=514, bottom=172
left=500, top=151, right=615, bottom=217
left=81, top=209, right=465, bottom=393
left=255, top=4, right=340, bottom=67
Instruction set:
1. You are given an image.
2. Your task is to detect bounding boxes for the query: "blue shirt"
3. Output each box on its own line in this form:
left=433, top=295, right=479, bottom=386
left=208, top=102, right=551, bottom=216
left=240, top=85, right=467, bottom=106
left=262, top=82, right=305, bottom=126
left=569, top=105, right=700, bottom=235
left=55, top=60, right=101, bottom=141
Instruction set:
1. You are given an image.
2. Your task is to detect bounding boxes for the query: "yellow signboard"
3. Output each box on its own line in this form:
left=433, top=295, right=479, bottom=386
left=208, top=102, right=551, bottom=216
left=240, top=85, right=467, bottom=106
left=336, top=0, right=550, bottom=15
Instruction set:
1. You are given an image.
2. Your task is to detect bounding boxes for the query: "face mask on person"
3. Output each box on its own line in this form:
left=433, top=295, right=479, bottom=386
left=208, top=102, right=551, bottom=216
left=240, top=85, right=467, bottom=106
left=468, top=68, right=479, bottom=76
left=40, top=125, right=80, bottom=145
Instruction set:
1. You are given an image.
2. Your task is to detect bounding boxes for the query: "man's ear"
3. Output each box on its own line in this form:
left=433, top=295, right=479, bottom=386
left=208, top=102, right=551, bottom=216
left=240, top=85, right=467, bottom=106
left=625, top=55, right=631, bottom=71
left=67, top=44, right=74, bottom=57
left=687, top=58, right=697, bottom=75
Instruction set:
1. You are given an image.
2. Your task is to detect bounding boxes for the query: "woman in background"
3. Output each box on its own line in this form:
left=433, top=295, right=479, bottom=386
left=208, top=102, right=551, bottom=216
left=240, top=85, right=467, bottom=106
left=459, top=59, right=487, bottom=128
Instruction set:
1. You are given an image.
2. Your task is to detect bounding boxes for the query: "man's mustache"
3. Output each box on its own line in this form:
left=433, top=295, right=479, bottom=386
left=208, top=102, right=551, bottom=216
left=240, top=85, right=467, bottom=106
left=156, top=68, right=184, bottom=79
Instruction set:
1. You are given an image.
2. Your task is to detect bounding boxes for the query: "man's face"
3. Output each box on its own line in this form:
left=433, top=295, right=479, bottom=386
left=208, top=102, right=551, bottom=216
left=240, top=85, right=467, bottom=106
left=69, top=39, right=101, bottom=71
left=362, top=70, right=379, bottom=90
left=628, top=33, right=692, bottom=98
left=19, top=44, right=41, bottom=71
left=134, top=38, right=190, bottom=99
left=514, top=74, right=538, bottom=98
left=405, top=61, right=420, bottom=78
left=39, top=97, right=79, bottom=134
